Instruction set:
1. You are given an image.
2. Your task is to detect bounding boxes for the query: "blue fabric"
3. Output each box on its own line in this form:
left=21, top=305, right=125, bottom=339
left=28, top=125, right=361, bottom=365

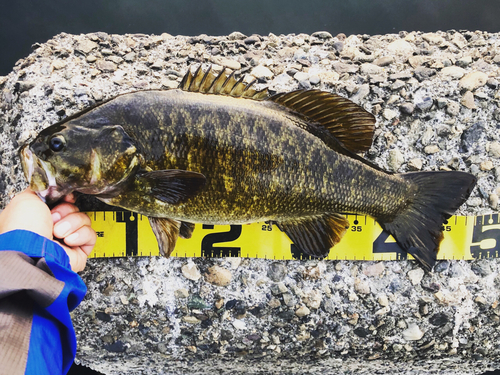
left=0, top=230, right=87, bottom=375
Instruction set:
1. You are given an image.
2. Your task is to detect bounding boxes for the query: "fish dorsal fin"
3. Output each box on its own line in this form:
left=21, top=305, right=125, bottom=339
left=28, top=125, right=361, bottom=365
left=179, top=65, right=270, bottom=100
left=268, top=90, right=376, bottom=153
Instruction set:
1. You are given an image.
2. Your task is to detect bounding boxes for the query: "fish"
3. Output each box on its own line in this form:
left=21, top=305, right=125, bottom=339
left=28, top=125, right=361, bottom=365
left=20, top=65, right=477, bottom=271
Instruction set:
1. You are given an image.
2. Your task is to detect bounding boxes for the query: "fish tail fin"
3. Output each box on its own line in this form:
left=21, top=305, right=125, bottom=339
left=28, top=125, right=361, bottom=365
left=378, top=171, right=476, bottom=272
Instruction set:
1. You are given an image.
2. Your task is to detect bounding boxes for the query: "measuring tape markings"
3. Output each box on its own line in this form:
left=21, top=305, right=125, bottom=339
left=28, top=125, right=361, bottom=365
left=86, top=212, right=500, bottom=261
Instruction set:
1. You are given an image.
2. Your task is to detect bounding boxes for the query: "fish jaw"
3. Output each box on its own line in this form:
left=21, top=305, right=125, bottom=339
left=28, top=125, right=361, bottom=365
left=20, top=145, right=65, bottom=203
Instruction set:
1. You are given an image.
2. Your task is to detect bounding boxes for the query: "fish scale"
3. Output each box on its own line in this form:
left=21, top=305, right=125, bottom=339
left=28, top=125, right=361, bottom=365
left=98, top=90, right=408, bottom=221
left=20, top=66, right=476, bottom=271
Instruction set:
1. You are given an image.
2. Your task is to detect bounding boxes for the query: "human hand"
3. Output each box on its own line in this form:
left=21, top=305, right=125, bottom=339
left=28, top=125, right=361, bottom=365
left=0, top=189, right=96, bottom=272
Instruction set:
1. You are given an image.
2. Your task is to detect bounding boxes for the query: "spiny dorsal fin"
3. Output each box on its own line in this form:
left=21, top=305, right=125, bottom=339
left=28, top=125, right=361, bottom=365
left=179, top=65, right=270, bottom=100
left=268, top=90, right=376, bottom=153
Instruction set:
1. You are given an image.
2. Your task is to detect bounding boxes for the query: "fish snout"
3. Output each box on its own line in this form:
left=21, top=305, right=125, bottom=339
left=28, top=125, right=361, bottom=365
left=19, top=145, right=63, bottom=203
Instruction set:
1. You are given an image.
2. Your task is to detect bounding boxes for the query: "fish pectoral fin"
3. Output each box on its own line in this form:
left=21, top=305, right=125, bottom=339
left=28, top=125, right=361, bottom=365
left=275, top=214, right=350, bottom=258
left=149, top=217, right=181, bottom=257
left=138, top=169, right=207, bottom=205
left=180, top=221, right=195, bottom=239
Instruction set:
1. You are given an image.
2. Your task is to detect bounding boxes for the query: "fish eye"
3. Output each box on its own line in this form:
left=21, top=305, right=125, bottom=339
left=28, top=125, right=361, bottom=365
left=49, top=135, right=65, bottom=152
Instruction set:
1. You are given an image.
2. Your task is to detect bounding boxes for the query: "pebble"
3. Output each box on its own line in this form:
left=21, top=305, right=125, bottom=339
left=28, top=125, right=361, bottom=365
left=402, top=323, right=424, bottom=341
left=399, top=102, right=415, bottom=115
left=440, top=66, right=466, bottom=80
left=228, top=31, right=246, bottom=40
left=480, top=160, right=494, bottom=171
left=351, top=84, right=370, bottom=102
left=452, top=33, right=468, bottom=49
left=250, top=65, right=273, bottom=79
left=211, top=56, right=241, bottom=71
left=318, top=71, right=339, bottom=85
left=181, top=262, right=202, bottom=281
left=95, top=60, right=117, bottom=72
left=387, top=39, right=413, bottom=56
left=332, top=62, right=358, bottom=74
left=373, top=56, right=394, bottom=67
left=387, top=149, right=404, bottom=171
left=75, top=39, right=98, bottom=54
left=295, top=305, right=311, bottom=317
left=15, top=81, right=35, bottom=93
left=232, top=319, right=246, bottom=330
left=312, top=31, right=332, bottom=39
left=383, top=108, right=398, bottom=121
left=488, top=141, right=500, bottom=158
left=408, top=158, right=423, bottom=171
left=244, top=35, right=261, bottom=44
left=490, top=193, right=499, bottom=209
left=407, top=268, right=425, bottom=285
left=205, top=266, right=232, bottom=286
left=415, top=96, right=433, bottom=111
left=459, top=71, right=488, bottom=91
left=378, top=294, right=389, bottom=307
left=354, top=278, right=370, bottom=295
left=293, top=71, right=309, bottom=83
left=424, top=145, right=440, bottom=154
left=268, top=298, right=281, bottom=309
left=414, top=67, right=436, bottom=81
left=461, top=91, right=476, bottom=109
left=360, top=63, right=384, bottom=75
left=446, top=101, right=461, bottom=116
left=174, top=288, right=189, bottom=299
left=182, top=316, right=201, bottom=324
left=363, top=262, right=385, bottom=277
left=267, top=262, right=287, bottom=282
left=457, top=56, right=473, bottom=67
left=304, top=289, right=322, bottom=309
left=309, top=75, right=320, bottom=85
left=422, top=33, right=445, bottom=45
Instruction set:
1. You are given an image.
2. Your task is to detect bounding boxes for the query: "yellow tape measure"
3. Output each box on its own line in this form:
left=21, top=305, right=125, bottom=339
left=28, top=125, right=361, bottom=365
left=86, top=212, right=500, bottom=261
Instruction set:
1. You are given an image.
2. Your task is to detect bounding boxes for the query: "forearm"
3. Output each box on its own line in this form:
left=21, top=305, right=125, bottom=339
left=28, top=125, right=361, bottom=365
left=0, top=230, right=87, bottom=375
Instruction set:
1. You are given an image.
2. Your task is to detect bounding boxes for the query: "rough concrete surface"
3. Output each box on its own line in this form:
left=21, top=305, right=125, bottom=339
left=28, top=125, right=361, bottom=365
left=1, top=30, right=500, bottom=374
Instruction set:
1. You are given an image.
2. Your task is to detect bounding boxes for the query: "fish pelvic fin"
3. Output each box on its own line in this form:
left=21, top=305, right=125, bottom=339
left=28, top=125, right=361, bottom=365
left=179, top=65, right=270, bottom=100
left=149, top=217, right=181, bottom=257
left=378, top=171, right=477, bottom=272
left=275, top=213, right=350, bottom=258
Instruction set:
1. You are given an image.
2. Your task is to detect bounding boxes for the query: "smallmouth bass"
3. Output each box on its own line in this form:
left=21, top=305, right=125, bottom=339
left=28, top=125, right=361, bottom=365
left=20, top=66, right=476, bottom=271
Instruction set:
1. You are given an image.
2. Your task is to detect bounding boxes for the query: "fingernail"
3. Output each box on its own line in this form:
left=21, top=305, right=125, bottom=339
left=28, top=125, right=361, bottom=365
left=54, top=221, right=71, bottom=237
left=66, top=232, right=79, bottom=243
left=51, top=212, right=61, bottom=224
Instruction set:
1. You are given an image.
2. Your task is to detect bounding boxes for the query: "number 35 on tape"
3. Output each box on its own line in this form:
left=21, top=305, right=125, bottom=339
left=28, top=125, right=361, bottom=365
left=86, top=212, right=500, bottom=261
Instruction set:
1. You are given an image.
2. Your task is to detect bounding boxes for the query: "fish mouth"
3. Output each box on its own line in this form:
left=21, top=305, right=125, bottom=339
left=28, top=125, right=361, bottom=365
left=20, top=145, right=64, bottom=204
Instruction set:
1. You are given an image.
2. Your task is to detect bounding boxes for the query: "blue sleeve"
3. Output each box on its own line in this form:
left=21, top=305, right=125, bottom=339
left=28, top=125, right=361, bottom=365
left=0, top=230, right=87, bottom=375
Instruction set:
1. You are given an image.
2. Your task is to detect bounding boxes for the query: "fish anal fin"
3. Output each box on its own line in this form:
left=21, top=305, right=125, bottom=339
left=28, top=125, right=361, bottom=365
left=179, top=65, right=270, bottom=100
left=180, top=221, right=195, bottom=239
left=269, top=89, right=376, bottom=153
left=138, top=169, right=206, bottom=205
left=275, top=214, right=349, bottom=258
left=149, top=217, right=181, bottom=257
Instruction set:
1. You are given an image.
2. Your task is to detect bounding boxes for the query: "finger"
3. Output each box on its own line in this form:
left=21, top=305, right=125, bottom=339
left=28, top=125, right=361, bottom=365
left=53, top=212, right=91, bottom=238
left=62, top=193, right=77, bottom=204
left=61, top=246, right=88, bottom=273
left=64, top=225, right=97, bottom=251
left=51, top=203, right=80, bottom=224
